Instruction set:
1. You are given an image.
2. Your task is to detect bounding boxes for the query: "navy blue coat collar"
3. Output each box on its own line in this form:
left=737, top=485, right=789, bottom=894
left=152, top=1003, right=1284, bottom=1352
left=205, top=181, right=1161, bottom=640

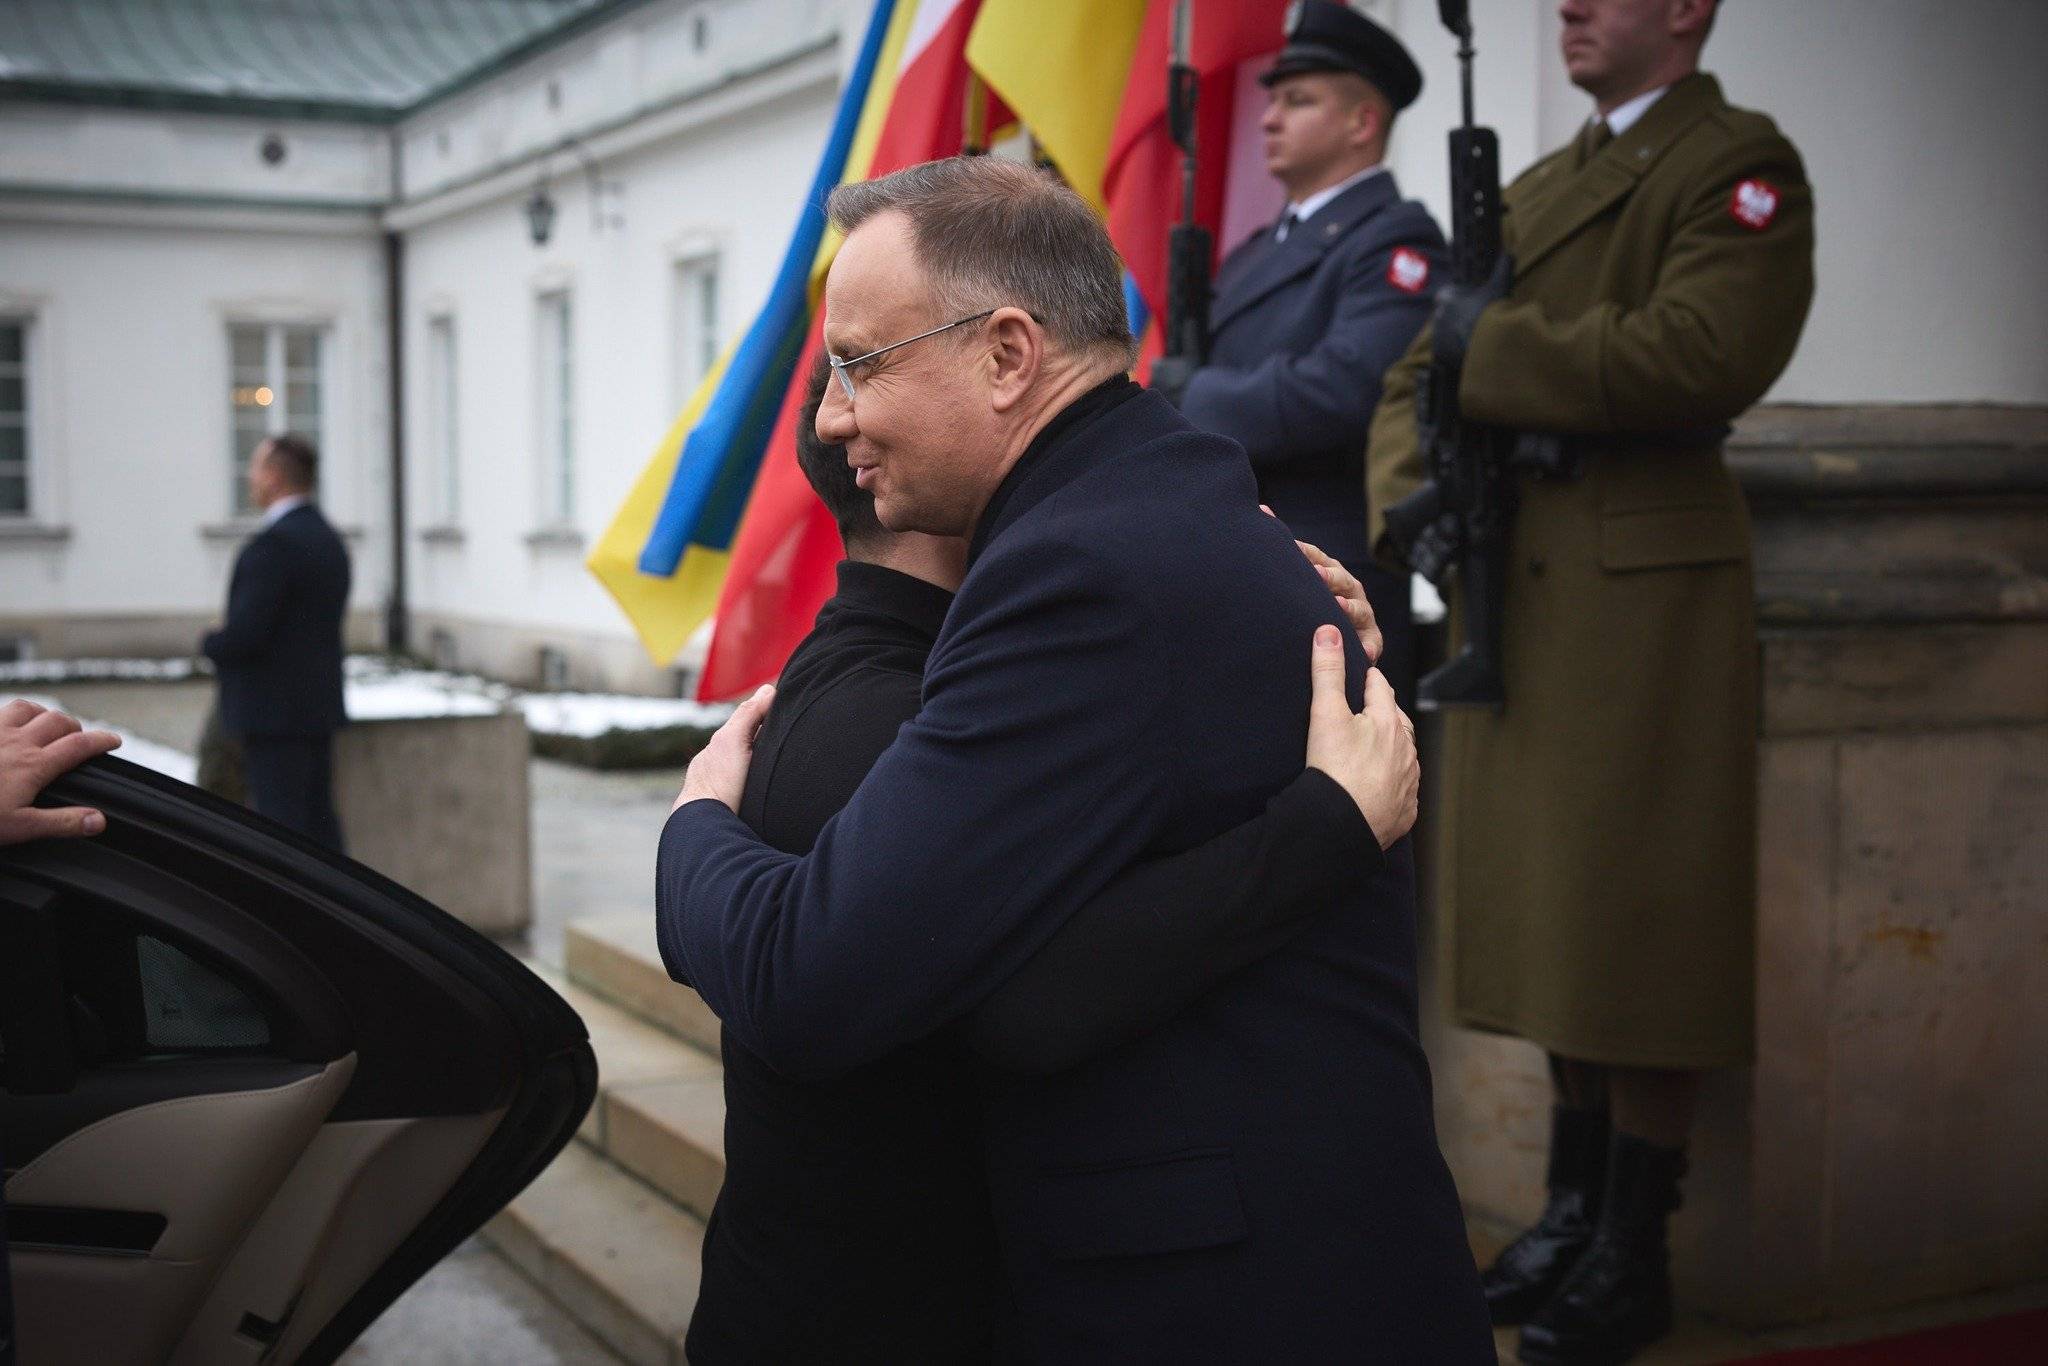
left=257, top=500, right=321, bottom=538
left=966, top=374, right=1143, bottom=568
left=1211, top=172, right=1403, bottom=332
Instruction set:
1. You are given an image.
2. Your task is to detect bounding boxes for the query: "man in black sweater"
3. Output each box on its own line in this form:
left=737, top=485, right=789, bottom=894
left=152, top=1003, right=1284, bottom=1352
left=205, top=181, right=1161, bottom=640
left=684, top=358, right=1418, bottom=1363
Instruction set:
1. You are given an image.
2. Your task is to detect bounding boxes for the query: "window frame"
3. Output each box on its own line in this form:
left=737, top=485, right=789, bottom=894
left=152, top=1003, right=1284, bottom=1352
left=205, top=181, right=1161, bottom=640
left=534, top=290, right=575, bottom=527
left=671, top=252, right=721, bottom=408
left=0, top=314, right=33, bottom=519
left=228, top=320, right=330, bottom=518
left=425, top=313, right=460, bottom=526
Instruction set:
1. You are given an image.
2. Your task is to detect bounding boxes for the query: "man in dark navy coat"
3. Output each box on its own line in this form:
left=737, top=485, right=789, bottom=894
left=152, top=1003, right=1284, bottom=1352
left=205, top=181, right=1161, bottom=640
left=1162, top=0, right=1447, bottom=702
left=687, top=358, right=1419, bottom=1365
left=658, top=157, right=1487, bottom=1362
left=201, top=434, right=350, bottom=850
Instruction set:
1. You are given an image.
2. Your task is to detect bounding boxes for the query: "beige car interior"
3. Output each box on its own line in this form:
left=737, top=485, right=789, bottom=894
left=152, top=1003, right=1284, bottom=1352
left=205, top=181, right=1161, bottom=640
left=6, top=1054, right=504, bottom=1364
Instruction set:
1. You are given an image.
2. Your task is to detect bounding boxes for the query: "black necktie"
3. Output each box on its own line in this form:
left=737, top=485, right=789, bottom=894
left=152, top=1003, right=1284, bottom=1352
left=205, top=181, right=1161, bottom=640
left=1276, top=210, right=1302, bottom=243
left=1576, top=119, right=1613, bottom=168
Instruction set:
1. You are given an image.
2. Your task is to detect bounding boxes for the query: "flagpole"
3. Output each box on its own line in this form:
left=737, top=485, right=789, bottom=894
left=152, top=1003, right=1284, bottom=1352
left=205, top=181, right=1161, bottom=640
left=963, top=72, right=989, bottom=155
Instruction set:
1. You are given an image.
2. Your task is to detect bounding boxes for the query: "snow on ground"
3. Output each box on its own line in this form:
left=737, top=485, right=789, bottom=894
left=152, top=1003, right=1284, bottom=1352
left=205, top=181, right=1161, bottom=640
left=3, top=656, right=735, bottom=738
left=0, top=657, right=201, bottom=683
left=1, top=692, right=199, bottom=785
left=344, top=657, right=733, bottom=734
left=343, top=677, right=502, bottom=722
left=514, top=691, right=731, bottom=738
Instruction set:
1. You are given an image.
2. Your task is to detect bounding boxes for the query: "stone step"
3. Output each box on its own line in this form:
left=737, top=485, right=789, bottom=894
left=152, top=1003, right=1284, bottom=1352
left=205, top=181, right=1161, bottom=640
left=527, top=964, right=721, bottom=1149
left=567, top=913, right=722, bottom=1054
left=529, top=959, right=728, bottom=1222
left=605, top=1074, right=726, bottom=1223
left=484, top=1138, right=704, bottom=1366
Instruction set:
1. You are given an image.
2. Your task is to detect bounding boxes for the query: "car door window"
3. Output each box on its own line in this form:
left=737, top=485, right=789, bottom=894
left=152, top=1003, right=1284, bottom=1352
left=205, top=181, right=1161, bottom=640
left=136, top=934, right=270, bottom=1053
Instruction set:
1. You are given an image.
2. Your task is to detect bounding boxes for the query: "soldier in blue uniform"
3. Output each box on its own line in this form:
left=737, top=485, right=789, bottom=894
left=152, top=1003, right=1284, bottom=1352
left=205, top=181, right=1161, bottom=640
left=1159, top=0, right=1447, bottom=701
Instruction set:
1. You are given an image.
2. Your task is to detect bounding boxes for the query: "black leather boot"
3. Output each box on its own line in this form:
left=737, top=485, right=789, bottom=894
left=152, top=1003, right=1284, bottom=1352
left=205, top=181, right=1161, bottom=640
left=1517, top=1132, right=1686, bottom=1365
left=1480, top=1105, right=1610, bottom=1325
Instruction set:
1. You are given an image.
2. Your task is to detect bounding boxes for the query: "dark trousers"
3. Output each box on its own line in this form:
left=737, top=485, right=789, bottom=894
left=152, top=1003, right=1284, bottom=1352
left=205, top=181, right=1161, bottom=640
left=242, top=735, right=346, bottom=853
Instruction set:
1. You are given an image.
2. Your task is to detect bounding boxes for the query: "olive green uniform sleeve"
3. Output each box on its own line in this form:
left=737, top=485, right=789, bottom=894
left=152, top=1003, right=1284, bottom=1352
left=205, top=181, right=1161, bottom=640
left=1364, top=321, right=1433, bottom=567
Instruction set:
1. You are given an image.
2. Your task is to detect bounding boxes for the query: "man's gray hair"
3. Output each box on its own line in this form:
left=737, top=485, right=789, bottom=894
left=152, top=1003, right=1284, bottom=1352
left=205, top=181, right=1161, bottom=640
left=828, top=156, right=1138, bottom=368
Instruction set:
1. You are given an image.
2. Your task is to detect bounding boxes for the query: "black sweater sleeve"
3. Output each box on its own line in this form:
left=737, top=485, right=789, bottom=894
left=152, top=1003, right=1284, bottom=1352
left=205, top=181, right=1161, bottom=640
left=963, top=768, right=1381, bottom=1075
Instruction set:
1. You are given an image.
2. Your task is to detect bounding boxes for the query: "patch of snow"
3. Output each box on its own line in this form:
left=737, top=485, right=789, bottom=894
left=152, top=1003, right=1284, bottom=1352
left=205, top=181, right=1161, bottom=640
left=6, top=655, right=734, bottom=739
left=0, top=657, right=204, bottom=683
left=1, top=692, right=199, bottom=785
left=344, top=678, right=502, bottom=721
left=516, top=691, right=732, bottom=738
left=344, top=656, right=731, bottom=736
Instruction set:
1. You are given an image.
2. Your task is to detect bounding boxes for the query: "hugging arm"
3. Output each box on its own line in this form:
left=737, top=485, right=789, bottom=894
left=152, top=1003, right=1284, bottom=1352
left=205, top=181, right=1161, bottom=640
left=963, top=766, right=1379, bottom=1074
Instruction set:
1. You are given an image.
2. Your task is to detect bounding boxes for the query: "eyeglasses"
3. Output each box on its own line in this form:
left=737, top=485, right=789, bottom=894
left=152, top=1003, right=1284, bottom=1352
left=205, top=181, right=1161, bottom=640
left=825, top=310, right=995, bottom=402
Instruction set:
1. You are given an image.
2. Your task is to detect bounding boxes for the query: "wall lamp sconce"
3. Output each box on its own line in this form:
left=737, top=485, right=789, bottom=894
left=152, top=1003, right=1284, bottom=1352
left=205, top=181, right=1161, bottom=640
left=525, top=135, right=623, bottom=248
left=525, top=184, right=558, bottom=246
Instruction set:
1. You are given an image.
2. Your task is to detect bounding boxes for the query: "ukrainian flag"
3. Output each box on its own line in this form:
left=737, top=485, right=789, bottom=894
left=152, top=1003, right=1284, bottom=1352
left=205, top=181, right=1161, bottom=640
left=586, top=0, right=909, bottom=665
left=592, top=0, right=1162, bottom=682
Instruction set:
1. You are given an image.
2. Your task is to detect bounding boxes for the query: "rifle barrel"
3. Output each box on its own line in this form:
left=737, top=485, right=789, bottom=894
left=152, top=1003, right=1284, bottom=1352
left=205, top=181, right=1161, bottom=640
left=1459, top=32, right=1475, bottom=128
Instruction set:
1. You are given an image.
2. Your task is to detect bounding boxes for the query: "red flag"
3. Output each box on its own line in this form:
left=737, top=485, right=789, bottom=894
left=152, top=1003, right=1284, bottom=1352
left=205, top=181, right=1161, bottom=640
left=1105, top=0, right=1289, bottom=370
left=698, top=0, right=996, bottom=701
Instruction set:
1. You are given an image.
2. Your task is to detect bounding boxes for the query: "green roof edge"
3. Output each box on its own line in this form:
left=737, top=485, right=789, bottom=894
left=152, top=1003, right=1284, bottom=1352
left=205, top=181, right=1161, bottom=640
left=0, top=0, right=658, bottom=127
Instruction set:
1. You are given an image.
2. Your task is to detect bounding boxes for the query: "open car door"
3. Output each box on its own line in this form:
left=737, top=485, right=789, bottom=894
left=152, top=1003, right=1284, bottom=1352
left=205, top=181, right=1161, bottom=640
left=1, top=756, right=596, bottom=1364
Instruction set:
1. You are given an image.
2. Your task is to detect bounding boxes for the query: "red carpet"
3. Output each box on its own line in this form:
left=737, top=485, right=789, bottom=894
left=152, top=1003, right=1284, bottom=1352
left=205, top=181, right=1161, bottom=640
left=1731, top=1307, right=2048, bottom=1363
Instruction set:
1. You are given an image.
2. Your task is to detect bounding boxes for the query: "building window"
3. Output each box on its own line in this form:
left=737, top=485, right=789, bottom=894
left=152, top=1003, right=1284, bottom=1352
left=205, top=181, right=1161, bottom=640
left=537, top=644, right=571, bottom=692
left=427, top=315, right=459, bottom=523
left=536, top=292, right=574, bottom=524
left=0, top=319, right=29, bottom=517
left=673, top=254, right=720, bottom=404
left=230, top=322, right=325, bottom=516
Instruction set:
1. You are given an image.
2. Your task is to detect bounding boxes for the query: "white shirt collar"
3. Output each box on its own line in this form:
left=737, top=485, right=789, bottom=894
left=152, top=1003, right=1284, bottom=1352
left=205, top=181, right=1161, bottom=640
left=1281, top=164, right=1388, bottom=238
left=1599, top=85, right=1669, bottom=139
left=260, top=494, right=310, bottom=528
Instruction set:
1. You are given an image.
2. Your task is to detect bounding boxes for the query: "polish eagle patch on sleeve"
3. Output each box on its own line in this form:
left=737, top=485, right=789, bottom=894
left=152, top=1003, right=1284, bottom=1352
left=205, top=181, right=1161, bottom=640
left=1387, top=246, right=1432, bottom=294
left=1729, top=178, right=1781, bottom=231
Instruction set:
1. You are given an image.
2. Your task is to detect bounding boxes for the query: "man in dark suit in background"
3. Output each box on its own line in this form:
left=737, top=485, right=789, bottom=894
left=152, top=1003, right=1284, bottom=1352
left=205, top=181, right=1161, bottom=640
left=660, top=156, right=1488, bottom=1362
left=1155, top=0, right=1447, bottom=703
left=686, top=357, right=1417, bottom=1363
left=201, top=434, right=350, bottom=851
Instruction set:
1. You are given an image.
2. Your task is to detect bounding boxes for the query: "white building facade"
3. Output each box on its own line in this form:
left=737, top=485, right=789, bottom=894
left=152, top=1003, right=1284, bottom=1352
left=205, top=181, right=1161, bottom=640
left=3, top=0, right=2043, bottom=692
left=0, top=104, right=394, bottom=660
left=390, top=0, right=846, bottom=692
left=1, top=0, right=852, bottom=693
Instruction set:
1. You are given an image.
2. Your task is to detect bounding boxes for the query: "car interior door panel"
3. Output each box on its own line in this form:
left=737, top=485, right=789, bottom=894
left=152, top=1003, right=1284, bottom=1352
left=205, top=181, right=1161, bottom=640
left=169, top=1110, right=504, bottom=1366
left=1, top=758, right=595, bottom=1364
left=8, top=1059, right=354, bottom=1363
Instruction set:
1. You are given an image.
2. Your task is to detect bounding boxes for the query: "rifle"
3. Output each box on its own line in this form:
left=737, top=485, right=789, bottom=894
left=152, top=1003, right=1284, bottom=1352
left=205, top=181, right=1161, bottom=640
left=1380, top=0, right=1567, bottom=711
left=1162, top=0, right=1212, bottom=368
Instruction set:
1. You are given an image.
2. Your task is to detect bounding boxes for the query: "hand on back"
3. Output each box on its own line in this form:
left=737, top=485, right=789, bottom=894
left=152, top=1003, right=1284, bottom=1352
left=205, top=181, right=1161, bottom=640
left=674, top=684, right=776, bottom=815
left=1304, top=627, right=1418, bottom=849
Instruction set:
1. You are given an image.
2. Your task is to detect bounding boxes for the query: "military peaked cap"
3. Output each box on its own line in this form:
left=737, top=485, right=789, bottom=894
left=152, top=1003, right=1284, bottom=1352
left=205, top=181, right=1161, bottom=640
left=1261, top=0, right=1424, bottom=111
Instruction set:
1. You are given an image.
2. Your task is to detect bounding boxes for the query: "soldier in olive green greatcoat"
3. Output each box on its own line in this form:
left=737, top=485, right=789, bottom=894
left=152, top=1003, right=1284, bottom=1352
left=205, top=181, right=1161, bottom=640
left=1366, top=1, right=1814, bottom=1361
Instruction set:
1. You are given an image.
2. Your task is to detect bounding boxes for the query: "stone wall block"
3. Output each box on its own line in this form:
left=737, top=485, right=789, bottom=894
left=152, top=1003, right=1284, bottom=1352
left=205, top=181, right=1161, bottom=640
left=333, top=711, right=533, bottom=935
left=1824, top=727, right=2048, bottom=1306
